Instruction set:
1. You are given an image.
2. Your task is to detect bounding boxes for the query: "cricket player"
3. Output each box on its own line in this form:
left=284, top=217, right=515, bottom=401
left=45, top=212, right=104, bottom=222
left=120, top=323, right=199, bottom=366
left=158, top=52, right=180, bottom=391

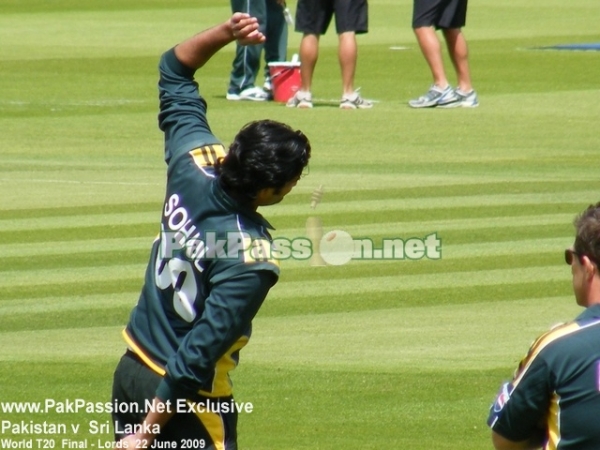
left=488, top=202, right=600, bottom=449
left=111, top=13, right=311, bottom=450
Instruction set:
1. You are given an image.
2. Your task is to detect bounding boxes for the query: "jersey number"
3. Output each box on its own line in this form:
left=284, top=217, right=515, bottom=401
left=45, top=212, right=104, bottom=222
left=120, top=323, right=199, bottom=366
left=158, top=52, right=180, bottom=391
left=155, top=254, right=198, bottom=322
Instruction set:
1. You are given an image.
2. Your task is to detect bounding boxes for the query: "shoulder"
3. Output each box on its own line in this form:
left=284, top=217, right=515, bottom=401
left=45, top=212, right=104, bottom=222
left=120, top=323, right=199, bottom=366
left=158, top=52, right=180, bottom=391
left=514, top=319, right=600, bottom=380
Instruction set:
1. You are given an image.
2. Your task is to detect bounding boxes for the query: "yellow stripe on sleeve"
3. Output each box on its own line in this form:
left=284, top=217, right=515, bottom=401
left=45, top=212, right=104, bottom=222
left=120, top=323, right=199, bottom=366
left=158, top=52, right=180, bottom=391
left=512, top=322, right=580, bottom=388
left=190, top=145, right=226, bottom=168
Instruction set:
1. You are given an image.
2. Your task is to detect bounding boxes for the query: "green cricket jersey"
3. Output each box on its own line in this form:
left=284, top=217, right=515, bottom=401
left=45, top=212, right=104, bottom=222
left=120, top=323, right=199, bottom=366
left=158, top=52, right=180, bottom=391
left=123, top=48, right=280, bottom=403
left=488, top=304, right=600, bottom=449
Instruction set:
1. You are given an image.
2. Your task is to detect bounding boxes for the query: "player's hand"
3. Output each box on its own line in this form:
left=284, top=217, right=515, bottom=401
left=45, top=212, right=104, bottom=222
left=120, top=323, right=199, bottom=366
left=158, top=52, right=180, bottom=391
left=228, top=13, right=265, bottom=46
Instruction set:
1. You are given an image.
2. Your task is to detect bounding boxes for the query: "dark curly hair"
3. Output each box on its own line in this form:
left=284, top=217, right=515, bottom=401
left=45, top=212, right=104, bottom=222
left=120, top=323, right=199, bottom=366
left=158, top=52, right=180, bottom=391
left=214, top=120, right=311, bottom=203
left=573, top=201, right=600, bottom=264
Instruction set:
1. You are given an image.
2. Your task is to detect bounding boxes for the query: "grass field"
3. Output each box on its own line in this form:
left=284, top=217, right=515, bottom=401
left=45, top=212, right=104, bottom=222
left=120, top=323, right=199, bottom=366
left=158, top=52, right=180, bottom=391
left=1, top=0, right=599, bottom=449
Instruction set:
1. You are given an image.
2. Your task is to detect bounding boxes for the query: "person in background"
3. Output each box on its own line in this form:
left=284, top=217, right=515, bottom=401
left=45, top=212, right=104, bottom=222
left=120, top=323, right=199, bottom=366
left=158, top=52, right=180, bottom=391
left=408, top=0, right=478, bottom=108
left=226, top=0, right=288, bottom=101
left=286, top=0, right=373, bottom=109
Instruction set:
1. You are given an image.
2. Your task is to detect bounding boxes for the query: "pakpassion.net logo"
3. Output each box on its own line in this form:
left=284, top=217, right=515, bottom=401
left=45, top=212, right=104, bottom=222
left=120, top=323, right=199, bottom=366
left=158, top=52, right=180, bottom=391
left=159, top=230, right=441, bottom=266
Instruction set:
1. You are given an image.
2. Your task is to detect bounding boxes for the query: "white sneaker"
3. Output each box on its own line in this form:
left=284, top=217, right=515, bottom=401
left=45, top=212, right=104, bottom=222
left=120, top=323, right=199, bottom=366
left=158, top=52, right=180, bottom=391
left=340, top=91, right=373, bottom=109
left=437, top=89, right=479, bottom=108
left=263, top=79, right=272, bottom=93
left=286, top=91, right=313, bottom=108
left=239, top=86, right=269, bottom=102
left=408, top=85, right=454, bottom=108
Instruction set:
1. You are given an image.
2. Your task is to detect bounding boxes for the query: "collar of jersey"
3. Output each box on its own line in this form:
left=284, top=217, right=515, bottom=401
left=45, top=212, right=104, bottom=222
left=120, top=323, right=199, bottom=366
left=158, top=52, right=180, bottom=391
left=577, top=303, right=600, bottom=322
left=212, top=179, right=275, bottom=230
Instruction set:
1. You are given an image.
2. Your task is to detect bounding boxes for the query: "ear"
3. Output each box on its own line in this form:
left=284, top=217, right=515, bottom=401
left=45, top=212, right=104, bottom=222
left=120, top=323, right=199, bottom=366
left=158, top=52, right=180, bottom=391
left=252, top=188, right=271, bottom=208
left=582, top=256, right=597, bottom=280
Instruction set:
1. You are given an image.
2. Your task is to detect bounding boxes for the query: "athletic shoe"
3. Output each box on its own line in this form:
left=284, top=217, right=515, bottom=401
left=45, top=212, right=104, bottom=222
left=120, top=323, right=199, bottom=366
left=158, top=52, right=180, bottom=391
left=408, top=85, right=454, bottom=108
left=263, top=79, right=272, bottom=93
left=262, top=79, right=274, bottom=101
left=437, top=89, right=479, bottom=108
left=340, top=91, right=373, bottom=109
left=286, top=91, right=313, bottom=108
left=239, top=86, right=270, bottom=101
left=226, top=91, right=241, bottom=101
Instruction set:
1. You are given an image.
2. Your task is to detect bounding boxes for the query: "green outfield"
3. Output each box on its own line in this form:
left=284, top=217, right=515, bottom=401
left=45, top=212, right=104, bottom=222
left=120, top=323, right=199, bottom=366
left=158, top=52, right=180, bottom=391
left=1, top=0, right=599, bottom=448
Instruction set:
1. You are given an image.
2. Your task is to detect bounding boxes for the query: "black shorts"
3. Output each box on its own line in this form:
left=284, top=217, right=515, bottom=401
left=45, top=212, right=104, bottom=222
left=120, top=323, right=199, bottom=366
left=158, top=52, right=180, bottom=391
left=111, top=351, right=238, bottom=449
left=412, top=0, right=468, bottom=29
left=295, top=0, right=369, bottom=35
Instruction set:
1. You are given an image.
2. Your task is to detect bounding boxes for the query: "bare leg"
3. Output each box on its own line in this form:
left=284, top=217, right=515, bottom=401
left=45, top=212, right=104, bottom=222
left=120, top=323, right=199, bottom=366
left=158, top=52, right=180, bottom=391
left=338, top=31, right=357, bottom=96
left=413, top=26, right=448, bottom=88
left=442, top=28, right=472, bottom=92
left=299, top=33, right=319, bottom=92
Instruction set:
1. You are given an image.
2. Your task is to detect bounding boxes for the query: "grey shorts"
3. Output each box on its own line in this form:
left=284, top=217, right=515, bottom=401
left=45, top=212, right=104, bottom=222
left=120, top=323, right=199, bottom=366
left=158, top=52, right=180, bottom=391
left=412, top=0, right=468, bottom=29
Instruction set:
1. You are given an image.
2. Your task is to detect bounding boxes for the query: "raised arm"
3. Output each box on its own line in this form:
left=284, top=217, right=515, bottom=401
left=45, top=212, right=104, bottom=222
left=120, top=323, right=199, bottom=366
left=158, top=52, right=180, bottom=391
left=174, top=13, right=265, bottom=71
left=158, top=13, right=265, bottom=165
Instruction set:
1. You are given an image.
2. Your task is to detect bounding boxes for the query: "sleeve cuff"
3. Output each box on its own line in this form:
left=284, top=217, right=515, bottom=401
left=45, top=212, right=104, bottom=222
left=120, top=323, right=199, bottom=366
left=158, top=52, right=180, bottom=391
left=155, top=376, right=196, bottom=404
left=160, top=47, right=196, bottom=79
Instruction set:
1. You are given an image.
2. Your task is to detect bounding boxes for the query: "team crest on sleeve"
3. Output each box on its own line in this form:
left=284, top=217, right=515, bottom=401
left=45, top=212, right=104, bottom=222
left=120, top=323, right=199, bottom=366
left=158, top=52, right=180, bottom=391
left=492, top=382, right=512, bottom=412
left=190, top=144, right=226, bottom=168
left=488, top=381, right=513, bottom=427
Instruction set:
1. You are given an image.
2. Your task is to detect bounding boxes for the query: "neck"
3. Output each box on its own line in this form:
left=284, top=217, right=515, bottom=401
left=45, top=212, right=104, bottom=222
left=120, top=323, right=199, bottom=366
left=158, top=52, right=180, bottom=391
left=221, top=183, right=257, bottom=211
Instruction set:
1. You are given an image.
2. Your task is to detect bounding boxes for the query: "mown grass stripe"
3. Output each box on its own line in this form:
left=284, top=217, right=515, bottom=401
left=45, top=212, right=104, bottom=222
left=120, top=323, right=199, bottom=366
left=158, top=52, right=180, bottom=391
left=268, top=266, right=569, bottom=300
left=293, top=181, right=599, bottom=204
left=0, top=211, right=158, bottom=231
left=270, top=203, right=585, bottom=230
left=0, top=249, right=149, bottom=272
left=0, top=297, right=580, bottom=369
left=273, top=213, right=575, bottom=238
left=0, top=223, right=158, bottom=245
left=0, top=278, right=140, bottom=302
left=0, top=252, right=563, bottom=302
left=0, top=213, right=569, bottom=246
left=433, top=238, right=569, bottom=258
left=244, top=298, right=582, bottom=371
left=0, top=237, right=150, bottom=257
left=0, top=262, right=567, bottom=301
left=0, top=193, right=587, bottom=233
left=0, top=264, right=146, bottom=288
left=0, top=202, right=160, bottom=220
left=0, top=236, right=570, bottom=269
left=0, top=181, right=589, bottom=221
left=0, top=326, right=126, bottom=361
left=0, top=214, right=574, bottom=257
left=0, top=292, right=136, bottom=315
left=1, top=306, right=131, bottom=333
left=264, top=190, right=599, bottom=218
left=271, top=247, right=569, bottom=275
left=0, top=279, right=570, bottom=326
left=0, top=253, right=569, bottom=300
left=258, top=280, right=571, bottom=317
